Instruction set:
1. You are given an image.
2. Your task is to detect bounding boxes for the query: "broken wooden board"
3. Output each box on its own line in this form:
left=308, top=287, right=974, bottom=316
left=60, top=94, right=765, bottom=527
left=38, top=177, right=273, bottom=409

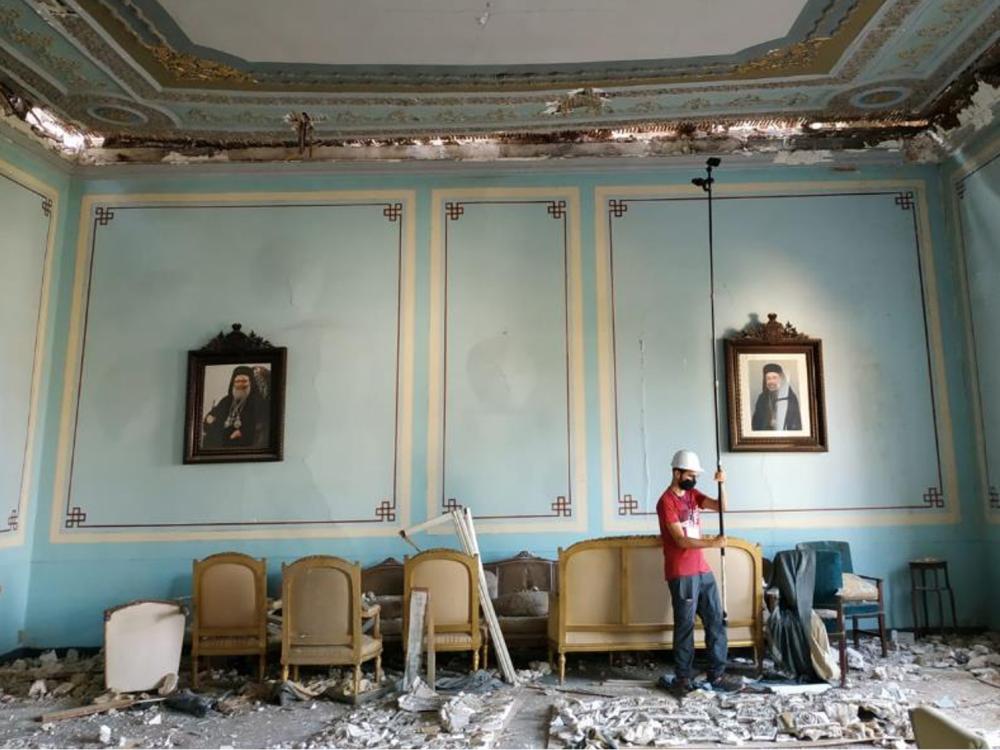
left=404, top=588, right=429, bottom=691
left=36, top=696, right=163, bottom=723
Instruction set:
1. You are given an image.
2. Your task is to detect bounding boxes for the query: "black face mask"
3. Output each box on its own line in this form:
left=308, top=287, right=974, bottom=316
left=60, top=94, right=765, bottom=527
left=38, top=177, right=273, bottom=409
left=679, top=477, right=697, bottom=491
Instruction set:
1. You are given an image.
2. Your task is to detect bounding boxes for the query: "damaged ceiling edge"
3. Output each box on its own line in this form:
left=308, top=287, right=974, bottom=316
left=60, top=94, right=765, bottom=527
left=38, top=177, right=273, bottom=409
left=1, top=81, right=998, bottom=172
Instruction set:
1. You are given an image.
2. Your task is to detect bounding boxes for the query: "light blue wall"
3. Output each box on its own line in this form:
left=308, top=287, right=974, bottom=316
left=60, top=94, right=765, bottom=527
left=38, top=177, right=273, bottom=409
left=0, top=135, right=70, bottom=654
left=950, top=123, right=1000, bottom=627
left=20, top=160, right=983, bottom=647
left=0, top=142, right=985, bottom=648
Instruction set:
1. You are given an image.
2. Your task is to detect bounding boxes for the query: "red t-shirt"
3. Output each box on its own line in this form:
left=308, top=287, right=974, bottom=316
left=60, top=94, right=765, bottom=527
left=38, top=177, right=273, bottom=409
left=656, top=488, right=711, bottom=581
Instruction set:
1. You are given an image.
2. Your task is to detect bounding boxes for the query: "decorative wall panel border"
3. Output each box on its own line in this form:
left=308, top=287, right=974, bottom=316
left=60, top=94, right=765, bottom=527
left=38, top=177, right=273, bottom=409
left=0, top=159, right=58, bottom=550
left=951, top=133, right=1000, bottom=522
left=428, top=188, right=587, bottom=533
left=596, top=180, right=958, bottom=531
left=51, top=191, right=416, bottom=542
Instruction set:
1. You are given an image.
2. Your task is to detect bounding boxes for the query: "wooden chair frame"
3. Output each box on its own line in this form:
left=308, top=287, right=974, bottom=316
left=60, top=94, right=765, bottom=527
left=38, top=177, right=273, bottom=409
left=191, top=552, right=267, bottom=688
left=280, top=555, right=382, bottom=693
left=403, top=548, right=485, bottom=670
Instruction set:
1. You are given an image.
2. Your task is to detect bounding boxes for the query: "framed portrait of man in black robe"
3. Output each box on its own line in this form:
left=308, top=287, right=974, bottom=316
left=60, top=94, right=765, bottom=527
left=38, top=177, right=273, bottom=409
left=184, top=324, right=287, bottom=463
left=725, top=314, right=827, bottom=452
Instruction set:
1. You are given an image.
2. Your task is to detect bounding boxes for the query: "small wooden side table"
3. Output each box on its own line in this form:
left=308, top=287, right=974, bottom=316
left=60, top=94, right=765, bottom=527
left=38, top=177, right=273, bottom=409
left=908, top=558, right=957, bottom=636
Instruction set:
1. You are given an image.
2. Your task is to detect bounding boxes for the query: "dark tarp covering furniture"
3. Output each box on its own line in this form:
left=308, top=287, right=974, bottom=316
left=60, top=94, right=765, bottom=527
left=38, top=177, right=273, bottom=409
left=766, top=548, right=820, bottom=682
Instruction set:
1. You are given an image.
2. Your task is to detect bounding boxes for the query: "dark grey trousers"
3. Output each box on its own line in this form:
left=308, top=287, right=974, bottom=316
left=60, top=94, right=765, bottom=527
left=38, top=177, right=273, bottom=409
left=668, top=571, right=728, bottom=679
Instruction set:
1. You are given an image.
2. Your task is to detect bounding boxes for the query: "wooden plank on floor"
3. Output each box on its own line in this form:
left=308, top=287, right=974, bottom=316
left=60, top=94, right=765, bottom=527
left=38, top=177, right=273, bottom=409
left=37, top=697, right=143, bottom=722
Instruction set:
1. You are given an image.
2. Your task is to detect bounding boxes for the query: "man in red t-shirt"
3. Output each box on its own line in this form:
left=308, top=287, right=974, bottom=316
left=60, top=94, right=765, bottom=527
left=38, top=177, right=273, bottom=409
left=656, top=449, right=740, bottom=694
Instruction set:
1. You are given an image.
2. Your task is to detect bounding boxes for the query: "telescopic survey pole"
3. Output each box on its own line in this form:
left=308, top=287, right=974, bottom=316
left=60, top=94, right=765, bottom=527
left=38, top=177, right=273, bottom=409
left=691, top=157, right=728, bottom=624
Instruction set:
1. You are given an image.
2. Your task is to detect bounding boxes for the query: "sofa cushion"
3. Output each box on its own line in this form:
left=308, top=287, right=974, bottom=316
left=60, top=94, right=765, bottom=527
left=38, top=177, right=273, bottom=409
left=493, top=590, right=548, bottom=618
left=839, top=572, right=878, bottom=601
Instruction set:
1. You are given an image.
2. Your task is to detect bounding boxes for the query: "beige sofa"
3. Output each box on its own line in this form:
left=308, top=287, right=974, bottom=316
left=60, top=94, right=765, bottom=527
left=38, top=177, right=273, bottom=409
left=547, top=535, right=764, bottom=682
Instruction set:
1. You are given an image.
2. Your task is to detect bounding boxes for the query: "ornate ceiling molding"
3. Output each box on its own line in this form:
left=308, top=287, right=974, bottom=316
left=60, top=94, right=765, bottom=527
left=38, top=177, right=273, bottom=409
left=0, top=0, right=995, bottom=153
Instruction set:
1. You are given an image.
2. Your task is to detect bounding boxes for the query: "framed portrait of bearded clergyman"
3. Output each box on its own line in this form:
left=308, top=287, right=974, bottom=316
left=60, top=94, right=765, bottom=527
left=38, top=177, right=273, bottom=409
left=725, top=314, right=827, bottom=452
left=183, top=324, right=286, bottom=464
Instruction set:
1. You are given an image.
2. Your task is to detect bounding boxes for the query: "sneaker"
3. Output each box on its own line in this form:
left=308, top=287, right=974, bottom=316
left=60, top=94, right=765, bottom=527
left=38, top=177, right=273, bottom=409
left=707, top=673, right=743, bottom=692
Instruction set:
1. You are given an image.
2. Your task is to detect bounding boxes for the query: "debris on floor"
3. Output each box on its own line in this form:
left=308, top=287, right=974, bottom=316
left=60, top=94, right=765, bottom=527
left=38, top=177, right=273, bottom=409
left=546, top=633, right=1000, bottom=748
left=548, top=686, right=913, bottom=748
left=3, top=633, right=1000, bottom=748
left=0, top=650, right=106, bottom=703
left=300, top=681, right=517, bottom=748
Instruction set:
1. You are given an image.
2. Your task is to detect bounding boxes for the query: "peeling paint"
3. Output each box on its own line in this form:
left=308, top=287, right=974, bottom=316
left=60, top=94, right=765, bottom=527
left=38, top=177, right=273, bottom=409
left=772, top=150, right=834, bottom=165
left=160, top=150, right=231, bottom=164
left=0, top=100, right=944, bottom=167
left=955, top=82, right=1000, bottom=132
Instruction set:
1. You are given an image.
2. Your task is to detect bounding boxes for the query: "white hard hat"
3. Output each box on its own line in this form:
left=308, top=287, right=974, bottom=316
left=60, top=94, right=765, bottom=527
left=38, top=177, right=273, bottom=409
left=671, top=449, right=704, bottom=474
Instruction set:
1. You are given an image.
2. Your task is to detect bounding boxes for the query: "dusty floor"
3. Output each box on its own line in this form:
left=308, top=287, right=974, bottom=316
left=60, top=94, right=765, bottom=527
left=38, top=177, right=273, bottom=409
left=1, top=637, right=999, bottom=749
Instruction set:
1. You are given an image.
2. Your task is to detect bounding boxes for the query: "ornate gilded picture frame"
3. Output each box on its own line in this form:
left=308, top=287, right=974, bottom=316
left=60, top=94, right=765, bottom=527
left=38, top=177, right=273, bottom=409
left=184, top=324, right=287, bottom=464
left=725, top=314, right=827, bottom=453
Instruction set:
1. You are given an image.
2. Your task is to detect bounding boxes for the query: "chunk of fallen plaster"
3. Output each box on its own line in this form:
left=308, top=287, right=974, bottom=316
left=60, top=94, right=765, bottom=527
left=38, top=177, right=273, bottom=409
left=28, top=679, right=47, bottom=698
left=51, top=682, right=75, bottom=697
left=39, top=650, right=58, bottom=666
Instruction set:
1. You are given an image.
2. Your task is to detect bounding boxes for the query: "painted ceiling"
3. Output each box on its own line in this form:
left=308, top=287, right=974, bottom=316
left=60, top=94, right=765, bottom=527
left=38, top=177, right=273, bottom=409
left=0, top=0, right=997, bottom=146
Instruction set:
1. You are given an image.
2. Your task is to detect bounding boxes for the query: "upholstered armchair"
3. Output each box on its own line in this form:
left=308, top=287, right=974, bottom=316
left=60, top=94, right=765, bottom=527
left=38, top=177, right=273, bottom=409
left=403, top=549, right=484, bottom=670
left=281, top=556, right=382, bottom=692
left=797, top=541, right=887, bottom=656
left=191, top=552, right=268, bottom=688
